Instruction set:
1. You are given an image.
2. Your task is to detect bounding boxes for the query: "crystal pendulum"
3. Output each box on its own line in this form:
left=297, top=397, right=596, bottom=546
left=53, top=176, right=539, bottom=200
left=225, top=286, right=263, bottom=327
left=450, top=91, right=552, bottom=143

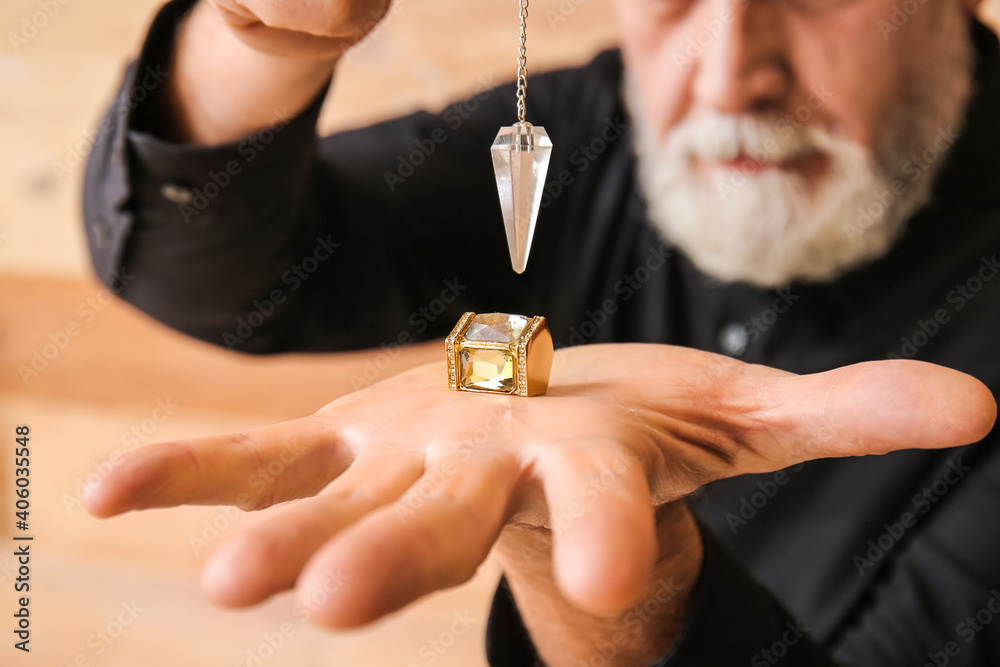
left=491, top=0, right=552, bottom=274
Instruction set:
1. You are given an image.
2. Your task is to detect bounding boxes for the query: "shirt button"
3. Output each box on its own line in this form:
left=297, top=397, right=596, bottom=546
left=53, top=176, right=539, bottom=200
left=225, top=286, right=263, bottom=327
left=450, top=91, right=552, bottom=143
left=112, top=131, right=125, bottom=165
left=719, top=322, right=748, bottom=357
left=91, top=218, right=111, bottom=251
left=160, top=182, right=194, bottom=204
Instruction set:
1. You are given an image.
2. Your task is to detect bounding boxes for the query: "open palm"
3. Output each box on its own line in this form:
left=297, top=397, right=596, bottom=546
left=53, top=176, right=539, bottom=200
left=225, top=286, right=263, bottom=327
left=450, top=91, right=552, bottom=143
left=83, top=343, right=995, bottom=626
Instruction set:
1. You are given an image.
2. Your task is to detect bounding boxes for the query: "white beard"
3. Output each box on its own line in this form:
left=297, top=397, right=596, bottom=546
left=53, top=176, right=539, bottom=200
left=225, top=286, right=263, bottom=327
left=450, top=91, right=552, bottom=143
left=627, top=12, right=973, bottom=287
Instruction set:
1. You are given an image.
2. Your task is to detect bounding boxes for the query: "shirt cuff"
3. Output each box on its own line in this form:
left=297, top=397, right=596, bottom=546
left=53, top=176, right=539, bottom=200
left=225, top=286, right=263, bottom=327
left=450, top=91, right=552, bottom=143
left=82, top=0, right=329, bottom=285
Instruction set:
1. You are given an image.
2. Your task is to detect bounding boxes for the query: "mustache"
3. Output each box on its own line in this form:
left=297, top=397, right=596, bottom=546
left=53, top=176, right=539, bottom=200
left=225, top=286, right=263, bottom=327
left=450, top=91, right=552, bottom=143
left=667, top=111, right=827, bottom=163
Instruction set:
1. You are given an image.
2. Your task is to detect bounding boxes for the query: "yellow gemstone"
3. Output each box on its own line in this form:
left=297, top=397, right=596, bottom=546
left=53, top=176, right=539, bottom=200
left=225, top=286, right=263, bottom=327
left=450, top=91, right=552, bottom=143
left=460, top=348, right=516, bottom=392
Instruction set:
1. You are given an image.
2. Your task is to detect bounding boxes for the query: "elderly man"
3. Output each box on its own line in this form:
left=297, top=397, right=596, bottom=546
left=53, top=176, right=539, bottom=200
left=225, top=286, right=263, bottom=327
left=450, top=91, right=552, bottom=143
left=82, top=0, right=1000, bottom=665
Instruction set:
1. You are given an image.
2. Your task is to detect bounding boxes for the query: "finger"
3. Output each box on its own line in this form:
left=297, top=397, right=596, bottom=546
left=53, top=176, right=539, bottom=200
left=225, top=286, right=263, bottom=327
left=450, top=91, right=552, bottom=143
left=200, top=450, right=425, bottom=607
left=240, top=0, right=388, bottom=38
left=83, top=415, right=351, bottom=518
left=295, top=451, right=521, bottom=628
left=536, top=444, right=658, bottom=617
left=753, top=359, right=997, bottom=469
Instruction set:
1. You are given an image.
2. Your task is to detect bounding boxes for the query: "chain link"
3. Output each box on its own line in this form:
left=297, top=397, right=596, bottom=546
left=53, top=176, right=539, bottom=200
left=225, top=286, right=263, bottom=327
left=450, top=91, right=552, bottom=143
left=516, top=0, right=529, bottom=123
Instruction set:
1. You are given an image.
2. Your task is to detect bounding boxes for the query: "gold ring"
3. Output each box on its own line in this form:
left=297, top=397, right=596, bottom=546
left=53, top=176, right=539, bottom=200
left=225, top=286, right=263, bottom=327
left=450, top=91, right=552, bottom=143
left=446, top=312, right=553, bottom=396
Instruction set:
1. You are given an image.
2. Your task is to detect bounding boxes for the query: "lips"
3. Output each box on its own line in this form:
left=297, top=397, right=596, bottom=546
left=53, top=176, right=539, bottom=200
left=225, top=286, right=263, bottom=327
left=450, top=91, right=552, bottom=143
left=701, top=149, right=827, bottom=176
left=718, top=154, right=779, bottom=171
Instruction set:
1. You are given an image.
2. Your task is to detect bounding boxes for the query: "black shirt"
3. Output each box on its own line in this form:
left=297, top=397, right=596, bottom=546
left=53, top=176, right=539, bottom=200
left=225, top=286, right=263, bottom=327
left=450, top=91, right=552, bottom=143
left=84, top=2, right=1000, bottom=664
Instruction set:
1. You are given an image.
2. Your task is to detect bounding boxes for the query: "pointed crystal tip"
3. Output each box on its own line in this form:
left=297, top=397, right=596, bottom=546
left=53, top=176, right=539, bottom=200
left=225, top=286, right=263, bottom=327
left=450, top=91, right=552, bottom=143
left=491, top=123, right=552, bottom=274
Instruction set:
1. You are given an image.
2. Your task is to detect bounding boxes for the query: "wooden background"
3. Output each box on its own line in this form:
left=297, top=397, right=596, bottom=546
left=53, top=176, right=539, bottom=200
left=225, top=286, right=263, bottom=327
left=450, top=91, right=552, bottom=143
left=0, top=1, right=997, bottom=665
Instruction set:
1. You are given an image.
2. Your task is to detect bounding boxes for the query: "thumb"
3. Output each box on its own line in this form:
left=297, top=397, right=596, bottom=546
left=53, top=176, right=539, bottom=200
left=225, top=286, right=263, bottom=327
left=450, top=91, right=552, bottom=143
left=753, top=360, right=996, bottom=470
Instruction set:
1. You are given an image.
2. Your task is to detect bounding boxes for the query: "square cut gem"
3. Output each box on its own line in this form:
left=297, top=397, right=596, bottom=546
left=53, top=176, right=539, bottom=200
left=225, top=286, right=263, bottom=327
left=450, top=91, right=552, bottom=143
left=460, top=347, right=516, bottom=392
left=464, top=313, right=529, bottom=343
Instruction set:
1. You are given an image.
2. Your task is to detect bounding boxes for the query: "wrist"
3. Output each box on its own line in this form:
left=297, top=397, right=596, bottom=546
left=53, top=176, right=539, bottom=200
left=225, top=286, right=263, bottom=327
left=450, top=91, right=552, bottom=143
left=165, top=0, right=337, bottom=143
left=494, top=502, right=703, bottom=667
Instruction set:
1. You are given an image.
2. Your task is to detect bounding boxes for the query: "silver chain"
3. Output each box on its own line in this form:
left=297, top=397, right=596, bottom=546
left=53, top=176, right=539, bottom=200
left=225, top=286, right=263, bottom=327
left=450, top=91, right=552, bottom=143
left=516, top=0, right=529, bottom=123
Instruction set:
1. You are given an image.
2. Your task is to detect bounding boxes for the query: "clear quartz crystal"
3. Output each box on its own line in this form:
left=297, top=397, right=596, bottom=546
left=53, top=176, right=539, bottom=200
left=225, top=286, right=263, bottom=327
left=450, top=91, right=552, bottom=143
left=491, top=122, right=552, bottom=273
left=465, top=313, right=529, bottom=343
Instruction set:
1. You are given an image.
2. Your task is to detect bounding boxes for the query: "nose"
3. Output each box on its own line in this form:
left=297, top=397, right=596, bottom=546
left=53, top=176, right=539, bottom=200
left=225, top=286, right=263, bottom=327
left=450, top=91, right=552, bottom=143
left=692, top=0, right=794, bottom=115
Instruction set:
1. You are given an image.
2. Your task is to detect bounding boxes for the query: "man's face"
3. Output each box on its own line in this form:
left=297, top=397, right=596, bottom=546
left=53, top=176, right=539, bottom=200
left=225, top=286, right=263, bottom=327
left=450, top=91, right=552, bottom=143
left=615, top=0, right=978, bottom=286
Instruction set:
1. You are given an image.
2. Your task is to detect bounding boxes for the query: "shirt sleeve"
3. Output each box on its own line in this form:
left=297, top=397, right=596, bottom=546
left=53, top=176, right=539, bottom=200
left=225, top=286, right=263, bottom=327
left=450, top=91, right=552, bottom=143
left=486, top=432, right=1000, bottom=667
left=830, top=440, right=1000, bottom=666
left=83, top=0, right=349, bottom=353
left=82, top=0, right=625, bottom=354
left=484, top=521, right=838, bottom=667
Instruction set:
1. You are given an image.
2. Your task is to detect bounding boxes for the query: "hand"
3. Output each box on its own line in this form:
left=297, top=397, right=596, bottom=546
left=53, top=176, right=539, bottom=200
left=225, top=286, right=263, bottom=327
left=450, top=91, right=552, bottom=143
left=207, top=0, right=393, bottom=59
left=162, top=0, right=393, bottom=143
left=83, top=344, right=995, bottom=634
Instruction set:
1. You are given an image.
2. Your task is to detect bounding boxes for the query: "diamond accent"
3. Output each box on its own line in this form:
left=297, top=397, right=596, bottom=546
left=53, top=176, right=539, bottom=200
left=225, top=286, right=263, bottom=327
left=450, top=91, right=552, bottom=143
left=446, top=312, right=474, bottom=391
left=491, top=123, right=552, bottom=274
left=515, top=317, right=540, bottom=396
